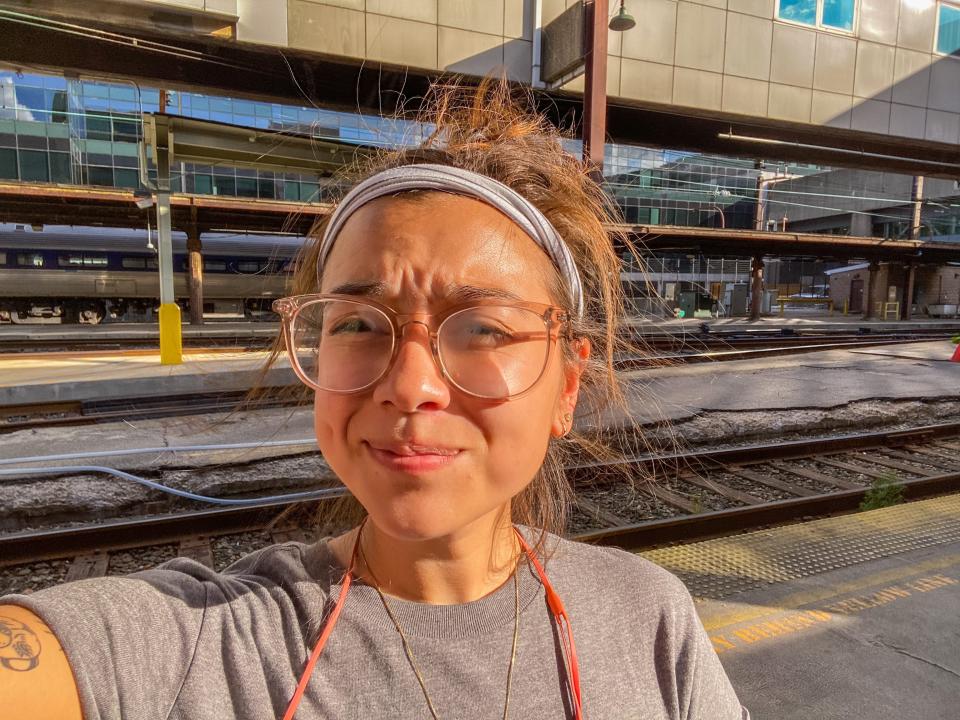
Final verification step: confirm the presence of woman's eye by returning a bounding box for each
[465,324,513,344]
[329,317,373,335]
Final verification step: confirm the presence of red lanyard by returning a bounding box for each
[282,527,583,720]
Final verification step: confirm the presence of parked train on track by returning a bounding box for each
[0,224,302,324]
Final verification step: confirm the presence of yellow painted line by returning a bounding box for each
[700,551,960,632]
[706,573,958,654]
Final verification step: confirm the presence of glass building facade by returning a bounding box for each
[0,69,425,202]
[3,67,959,247]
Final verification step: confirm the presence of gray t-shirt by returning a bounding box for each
[6,534,748,719]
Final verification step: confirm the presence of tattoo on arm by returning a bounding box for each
[0,616,41,672]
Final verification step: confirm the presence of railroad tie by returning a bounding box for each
[179,536,214,568]
[65,552,109,582]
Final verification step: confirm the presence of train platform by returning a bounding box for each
[630,314,960,334]
[612,338,960,426]
[1,337,958,413]
[0,321,280,343]
[0,349,294,406]
[643,493,960,719]
[0,315,957,344]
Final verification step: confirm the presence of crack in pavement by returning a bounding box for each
[868,638,960,679]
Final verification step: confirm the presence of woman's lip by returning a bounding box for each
[365,443,462,473]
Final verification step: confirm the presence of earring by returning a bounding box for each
[564,413,573,434]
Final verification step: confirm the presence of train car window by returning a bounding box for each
[204,260,227,272]
[0,252,6,265]
[122,257,147,269]
[59,254,108,268]
[280,260,297,274]
[17,253,44,267]
[236,261,265,273]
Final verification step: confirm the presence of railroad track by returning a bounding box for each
[0,335,276,354]
[2,421,958,594]
[0,389,299,432]
[4,331,956,432]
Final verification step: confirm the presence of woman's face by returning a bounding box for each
[315,193,586,542]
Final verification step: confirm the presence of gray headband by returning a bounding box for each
[316,164,584,318]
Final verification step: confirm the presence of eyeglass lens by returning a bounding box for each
[288,299,552,399]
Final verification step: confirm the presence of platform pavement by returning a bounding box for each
[2,338,959,418]
[629,314,960,334]
[0,321,281,342]
[1,314,957,343]
[642,494,960,719]
[607,339,960,426]
[0,349,294,406]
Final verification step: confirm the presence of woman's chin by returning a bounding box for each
[364,501,501,544]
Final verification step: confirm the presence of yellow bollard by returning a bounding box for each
[158,303,183,365]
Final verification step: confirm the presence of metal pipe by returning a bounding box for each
[531,0,544,87]
[581,0,608,178]
[718,131,960,172]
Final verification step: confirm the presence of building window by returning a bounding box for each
[0,148,16,179]
[59,254,108,267]
[937,2,960,54]
[17,253,44,267]
[776,0,855,31]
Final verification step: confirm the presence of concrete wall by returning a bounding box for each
[829,263,960,313]
[560,0,960,145]
[916,265,960,306]
[225,0,960,148]
[281,1,534,81]
[145,0,238,14]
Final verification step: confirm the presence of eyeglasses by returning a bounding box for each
[272,294,572,400]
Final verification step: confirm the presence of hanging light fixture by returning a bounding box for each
[609,0,636,31]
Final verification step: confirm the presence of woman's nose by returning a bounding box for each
[371,322,451,412]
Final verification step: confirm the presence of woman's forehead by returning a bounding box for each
[319,193,557,302]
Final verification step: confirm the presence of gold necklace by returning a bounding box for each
[358,536,521,720]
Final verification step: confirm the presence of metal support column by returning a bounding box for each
[903,262,916,320]
[863,260,879,320]
[910,176,924,240]
[750,254,764,321]
[581,0,608,179]
[753,161,766,231]
[186,206,203,326]
[151,115,182,364]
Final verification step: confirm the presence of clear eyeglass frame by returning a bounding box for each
[272,293,573,401]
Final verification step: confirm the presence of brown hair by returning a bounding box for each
[261,77,647,545]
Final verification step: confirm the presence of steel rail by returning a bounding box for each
[2,421,958,567]
[573,470,960,549]
[567,420,960,481]
[0,491,347,567]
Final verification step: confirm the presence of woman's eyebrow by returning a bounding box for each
[444,285,524,303]
[327,282,523,303]
[328,281,388,297]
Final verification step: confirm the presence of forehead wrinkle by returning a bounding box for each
[321,192,558,304]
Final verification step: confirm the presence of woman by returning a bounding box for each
[0,81,747,719]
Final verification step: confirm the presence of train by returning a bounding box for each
[0,224,303,324]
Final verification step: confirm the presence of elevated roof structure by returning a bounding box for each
[3,3,960,179]
[0,181,329,235]
[624,225,960,264]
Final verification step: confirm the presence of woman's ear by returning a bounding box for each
[551,339,591,437]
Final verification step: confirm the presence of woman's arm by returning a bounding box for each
[0,604,83,719]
